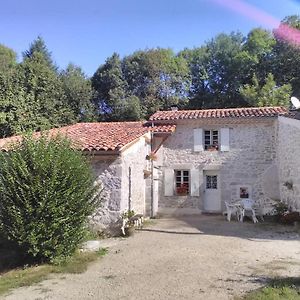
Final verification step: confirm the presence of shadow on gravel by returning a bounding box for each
[141,215,300,241]
[139,228,203,235]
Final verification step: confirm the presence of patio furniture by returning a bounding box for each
[121,214,144,236]
[239,199,258,223]
[224,201,243,222]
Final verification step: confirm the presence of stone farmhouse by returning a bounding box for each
[0,106,299,232]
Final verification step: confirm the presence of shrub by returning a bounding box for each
[272,199,289,217]
[0,135,101,263]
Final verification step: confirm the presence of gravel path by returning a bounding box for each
[4,215,300,300]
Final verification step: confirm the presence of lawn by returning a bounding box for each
[241,277,300,300]
[0,248,108,296]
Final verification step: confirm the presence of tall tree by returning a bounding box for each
[178,46,209,108]
[243,28,275,84]
[19,52,75,131]
[204,32,254,108]
[123,48,190,116]
[60,63,96,121]
[240,73,291,107]
[272,15,300,96]
[0,44,17,74]
[92,53,131,120]
[23,36,56,71]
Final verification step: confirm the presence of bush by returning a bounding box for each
[0,135,101,263]
[272,199,289,217]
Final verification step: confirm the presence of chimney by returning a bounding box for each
[170,105,178,111]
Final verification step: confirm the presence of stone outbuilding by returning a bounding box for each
[0,121,176,233]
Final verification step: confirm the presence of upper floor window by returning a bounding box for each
[204,130,219,150]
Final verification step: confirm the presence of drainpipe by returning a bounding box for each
[128,166,132,211]
[150,122,154,218]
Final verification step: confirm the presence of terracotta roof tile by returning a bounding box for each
[0,122,176,152]
[149,106,288,121]
[144,123,176,133]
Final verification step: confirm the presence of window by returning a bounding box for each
[239,186,250,199]
[204,130,219,150]
[175,170,190,195]
[206,175,217,189]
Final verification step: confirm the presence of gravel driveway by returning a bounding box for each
[4,215,300,300]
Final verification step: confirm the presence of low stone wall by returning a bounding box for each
[278,116,300,211]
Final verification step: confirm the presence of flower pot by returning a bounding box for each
[177,192,188,196]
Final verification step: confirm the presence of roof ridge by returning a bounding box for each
[149,106,288,121]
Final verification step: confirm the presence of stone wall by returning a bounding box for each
[121,135,151,215]
[89,156,123,233]
[88,134,151,234]
[158,119,278,215]
[277,116,300,210]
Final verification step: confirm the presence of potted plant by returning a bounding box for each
[121,210,135,236]
[176,184,189,196]
[207,144,219,151]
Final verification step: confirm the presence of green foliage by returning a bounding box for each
[1,16,300,132]
[20,52,76,129]
[240,73,292,107]
[60,63,96,121]
[121,210,135,219]
[241,277,300,300]
[272,199,289,217]
[22,36,56,71]
[272,15,300,96]
[123,48,190,116]
[92,53,137,121]
[0,44,17,73]
[0,135,101,262]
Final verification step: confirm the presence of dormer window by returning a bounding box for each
[204,130,219,151]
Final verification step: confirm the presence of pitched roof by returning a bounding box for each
[149,106,288,121]
[0,122,176,152]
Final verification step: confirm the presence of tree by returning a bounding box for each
[0,44,17,73]
[243,28,275,83]
[60,64,96,121]
[0,135,101,262]
[178,46,209,108]
[0,66,31,137]
[240,73,291,107]
[204,32,254,108]
[123,48,190,116]
[23,36,56,70]
[92,53,132,121]
[19,52,76,130]
[272,15,300,96]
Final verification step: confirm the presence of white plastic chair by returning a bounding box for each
[240,199,258,223]
[225,201,242,222]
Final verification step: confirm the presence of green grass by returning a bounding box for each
[240,278,300,300]
[0,248,108,296]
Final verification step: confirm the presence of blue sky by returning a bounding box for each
[0,0,299,76]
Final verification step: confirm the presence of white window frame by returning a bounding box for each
[175,170,190,196]
[204,129,219,150]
